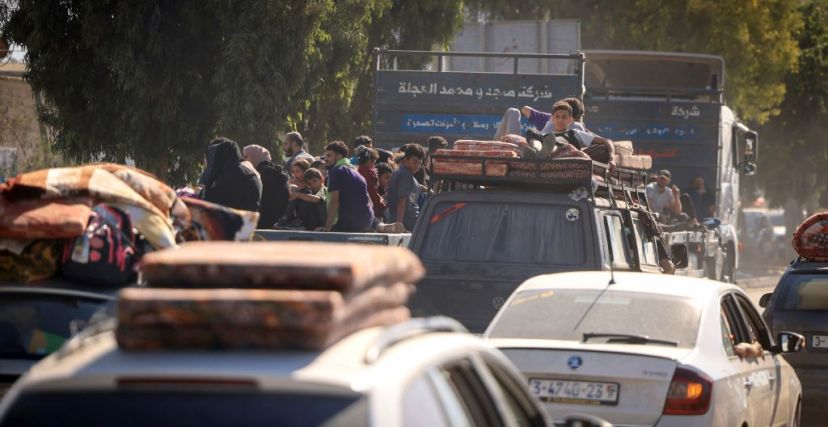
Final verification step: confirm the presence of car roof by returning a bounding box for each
[13,323,489,395]
[515,271,735,301]
[0,280,119,300]
[788,259,828,273]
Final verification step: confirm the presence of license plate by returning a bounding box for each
[529,378,619,405]
[812,335,828,348]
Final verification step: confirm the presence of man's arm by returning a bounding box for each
[395,196,407,224]
[292,192,324,203]
[670,186,683,215]
[324,191,339,231]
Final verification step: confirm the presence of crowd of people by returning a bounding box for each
[193,132,448,234]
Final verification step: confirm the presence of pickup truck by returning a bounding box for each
[407,157,708,333]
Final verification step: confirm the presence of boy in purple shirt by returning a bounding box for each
[322,141,375,232]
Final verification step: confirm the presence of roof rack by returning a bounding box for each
[364,317,467,364]
[431,156,648,198]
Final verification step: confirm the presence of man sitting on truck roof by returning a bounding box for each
[322,141,375,233]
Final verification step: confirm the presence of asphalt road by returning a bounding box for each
[736,266,785,308]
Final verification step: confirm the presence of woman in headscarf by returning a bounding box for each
[203,137,262,212]
[243,144,289,228]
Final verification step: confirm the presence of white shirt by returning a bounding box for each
[646,182,675,214]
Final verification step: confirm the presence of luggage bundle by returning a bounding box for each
[116,241,424,350]
[0,164,259,285]
[431,140,519,177]
[793,212,828,262]
[612,141,653,170]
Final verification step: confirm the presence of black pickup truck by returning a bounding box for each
[407,157,708,333]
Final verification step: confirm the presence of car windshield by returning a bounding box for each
[0,293,111,360]
[2,390,366,427]
[420,201,587,266]
[781,274,828,310]
[488,288,701,347]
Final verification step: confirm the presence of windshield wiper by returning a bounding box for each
[582,332,678,347]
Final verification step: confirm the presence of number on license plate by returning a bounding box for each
[812,335,828,348]
[529,378,619,405]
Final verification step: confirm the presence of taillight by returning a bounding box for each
[663,367,712,415]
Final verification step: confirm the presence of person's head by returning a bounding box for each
[353,135,373,150]
[284,132,305,156]
[657,169,672,188]
[304,168,324,192]
[355,146,379,167]
[551,101,573,132]
[324,140,349,167]
[242,144,272,167]
[426,136,448,155]
[399,143,426,173]
[207,137,243,182]
[563,97,585,122]
[291,158,311,181]
[647,173,658,184]
[692,176,705,190]
[376,162,393,189]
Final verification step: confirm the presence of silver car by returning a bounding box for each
[486,271,803,427]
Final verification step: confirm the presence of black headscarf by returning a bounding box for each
[206,137,243,186]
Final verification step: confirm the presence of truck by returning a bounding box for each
[583,50,758,282]
[373,49,757,332]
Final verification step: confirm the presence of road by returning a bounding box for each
[736,267,786,308]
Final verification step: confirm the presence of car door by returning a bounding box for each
[434,357,506,427]
[733,293,790,427]
[724,292,780,426]
[473,355,547,427]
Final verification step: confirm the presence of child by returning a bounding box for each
[290,168,328,231]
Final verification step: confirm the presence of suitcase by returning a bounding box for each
[140,241,425,294]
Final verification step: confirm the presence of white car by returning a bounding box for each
[485,271,803,427]
[0,317,548,427]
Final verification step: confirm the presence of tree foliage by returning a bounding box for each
[758,0,828,211]
[468,0,801,124]
[2,0,463,182]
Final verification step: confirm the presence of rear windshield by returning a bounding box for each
[488,289,701,347]
[0,294,110,360]
[781,274,828,311]
[1,390,366,427]
[420,201,587,265]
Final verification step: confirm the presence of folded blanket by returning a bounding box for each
[0,198,93,239]
[179,197,259,242]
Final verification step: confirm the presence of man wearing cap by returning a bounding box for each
[646,169,682,218]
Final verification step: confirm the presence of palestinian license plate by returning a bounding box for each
[529,378,619,405]
[812,335,828,348]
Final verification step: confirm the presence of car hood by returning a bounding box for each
[488,338,695,361]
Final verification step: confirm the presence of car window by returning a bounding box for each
[632,218,659,266]
[403,375,450,427]
[488,289,701,347]
[734,294,773,350]
[604,214,631,269]
[420,202,586,266]
[1,390,367,427]
[719,301,737,356]
[440,359,503,427]
[482,361,545,427]
[779,274,828,311]
[0,293,110,360]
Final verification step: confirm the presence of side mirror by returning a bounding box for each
[564,413,613,427]
[758,293,772,308]
[776,331,805,353]
[671,244,689,269]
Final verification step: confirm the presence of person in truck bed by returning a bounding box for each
[389,144,426,233]
[288,168,328,231]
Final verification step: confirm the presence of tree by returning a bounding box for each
[758,1,828,222]
[467,0,801,124]
[1,0,464,182]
